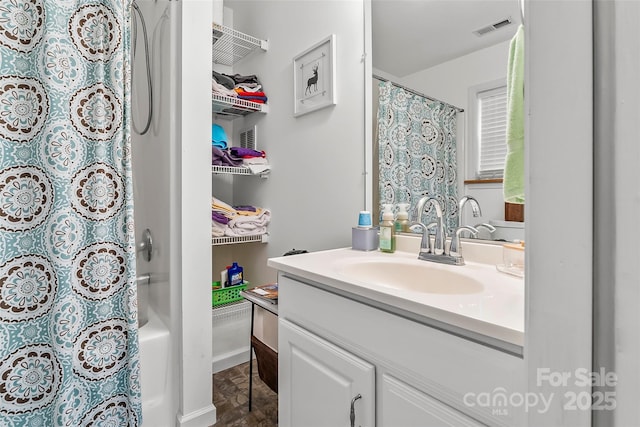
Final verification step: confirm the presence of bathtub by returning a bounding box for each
[139,304,173,426]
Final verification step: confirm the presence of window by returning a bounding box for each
[467,80,508,181]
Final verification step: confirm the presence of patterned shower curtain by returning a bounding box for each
[0,1,141,425]
[378,81,459,234]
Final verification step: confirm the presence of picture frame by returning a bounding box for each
[293,34,336,117]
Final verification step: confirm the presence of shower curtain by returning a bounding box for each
[0,1,141,425]
[377,81,459,233]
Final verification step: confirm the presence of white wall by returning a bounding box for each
[175,1,215,426]
[130,1,177,425]
[400,39,511,112]
[594,1,640,426]
[131,0,173,329]
[223,0,368,283]
[525,1,592,425]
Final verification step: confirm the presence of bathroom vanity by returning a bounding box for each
[268,238,526,427]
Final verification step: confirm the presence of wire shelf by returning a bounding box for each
[212,93,269,118]
[212,299,251,319]
[211,234,269,246]
[212,23,268,66]
[211,165,252,175]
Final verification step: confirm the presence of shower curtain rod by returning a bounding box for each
[373,74,464,113]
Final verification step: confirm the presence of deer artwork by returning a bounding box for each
[305,63,319,95]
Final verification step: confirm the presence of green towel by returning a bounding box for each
[503,24,525,204]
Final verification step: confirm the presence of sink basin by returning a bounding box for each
[337,259,484,295]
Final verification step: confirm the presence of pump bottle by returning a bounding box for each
[379,204,396,253]
[395,203,410,233]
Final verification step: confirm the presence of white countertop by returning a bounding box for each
[268,238,524,353]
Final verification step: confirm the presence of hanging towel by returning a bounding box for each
[503,24,525,204]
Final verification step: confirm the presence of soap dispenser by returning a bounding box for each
[379,204,396,253]
[395,203,410,233]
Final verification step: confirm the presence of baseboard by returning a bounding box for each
[176,403,216,427]
[212,345,251,373]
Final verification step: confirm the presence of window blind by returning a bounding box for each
[477,85,508,179]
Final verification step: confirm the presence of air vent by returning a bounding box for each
[473,17,513,37]
[240,125,257,150]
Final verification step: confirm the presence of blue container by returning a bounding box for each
[227,262,244,287]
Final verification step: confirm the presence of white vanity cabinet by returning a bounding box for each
[277,273,526,427]
[380,373,483,426]
[279,319,375,427]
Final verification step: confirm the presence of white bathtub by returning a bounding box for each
[139,305,173,426]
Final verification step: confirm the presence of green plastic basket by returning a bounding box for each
[212,281,248,307]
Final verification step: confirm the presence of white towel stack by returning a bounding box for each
[226,209,271,236]
[211,196,270,237]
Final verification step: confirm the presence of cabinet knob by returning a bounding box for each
[350,393,362,427]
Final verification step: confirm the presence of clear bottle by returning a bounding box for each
[379,204,396,253]
[394,203,410,233]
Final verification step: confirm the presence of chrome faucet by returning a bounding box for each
[450,225,478,261]
[413,196,445,255]
[457,195,482,228]
[409,195,484,266]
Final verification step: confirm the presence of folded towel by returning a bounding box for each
[211,196,237,217]
[212,140,227,150]
[246,164,271,175]
[242,157,268,165]
[225,226,267,237]
[211,220,226,237]
[234,205,257,213]
[235,207,262,217]
[238,156,270,175]
[237,95,268,103]
[230,147,265,158]
[212,211,230,224]
[211,124,228,149]
[224,73,261,85]
[228,209,271,229]
[213,71,235,90]
[235,89,267,97]
[212,146,243,166]
[212,79,238,98]
[503,24,525,204]
[236,83,262,93]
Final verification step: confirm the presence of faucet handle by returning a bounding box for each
[471,223,496,239]
[410,222,437,254]
[474,222,496,233]
[450,225,478,260]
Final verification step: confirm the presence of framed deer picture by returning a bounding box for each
[293,34,336,117]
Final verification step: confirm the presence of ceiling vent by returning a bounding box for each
[473,17,513,37]
[240,125,257,150]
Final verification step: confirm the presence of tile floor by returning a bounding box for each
[212,360,278,427]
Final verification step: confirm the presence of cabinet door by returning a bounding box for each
[279,319,375,427]
[380,374,484,427]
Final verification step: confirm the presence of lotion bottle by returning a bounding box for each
[395,203,410,233]
[379,204,396,253]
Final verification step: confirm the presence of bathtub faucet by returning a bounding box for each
[136,274,151,285]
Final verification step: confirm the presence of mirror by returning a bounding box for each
[371,0,524,242]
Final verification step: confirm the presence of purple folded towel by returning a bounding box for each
[237,95,268,103]
[212,146,243,166]
[229,147,264,158]
[212,211,230,224]
[234,205,257,212]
